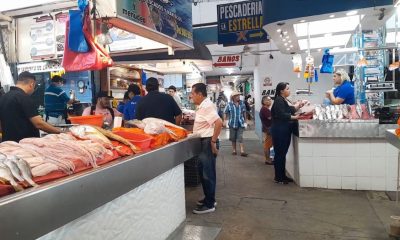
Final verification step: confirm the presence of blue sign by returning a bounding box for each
[217,0,269,46]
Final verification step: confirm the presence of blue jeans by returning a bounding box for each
[198,138,217,208]
[271,122,292,181]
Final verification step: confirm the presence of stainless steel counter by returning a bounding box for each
[0,137,201,240]
[299,119,397,138]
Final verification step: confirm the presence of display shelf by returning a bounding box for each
[365,89,397,93]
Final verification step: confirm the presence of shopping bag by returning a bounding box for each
[68,9,89,53]
[320,49,334,73]
[62,9,113,71]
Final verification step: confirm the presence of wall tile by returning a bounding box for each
[386,179,397,192]
[299,139,313,157]
[370,140,386,157]
[327,157,341,176]
[336,140,356,157]
[314,176,327,188]
[299,157,313,176]
[370,157,385,177]
[313,157,327,176]
[341,157,356,177]
[342,177,356,190]
[313,139,327,157]
[386,156,398,179]
[300,176,313,188]
[386,143,399,157]
[326,139,338,157]
[371,178,386,191]
[356,157,371,177]
[328,176,341,189]
[355,139,371,157]
[356,177,371,190]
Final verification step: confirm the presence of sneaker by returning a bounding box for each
[284,177,294,183]
[274,179,288,185]
[196,199,217,207]
[193,205,216,214]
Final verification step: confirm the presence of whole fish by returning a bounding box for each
[70,125,113,149]
[3,158,24,182]
[0,162,23,192]
[15,157,38,187]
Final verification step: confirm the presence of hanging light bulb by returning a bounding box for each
[97,22,113,45]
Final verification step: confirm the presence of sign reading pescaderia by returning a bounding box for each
[217,0,269,46]
[116,0,193,47]
[212,55,241,68]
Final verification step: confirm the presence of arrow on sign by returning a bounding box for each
[250,31,264,38]
[213,62,236,67]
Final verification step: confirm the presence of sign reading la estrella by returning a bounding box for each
[217,0,268,46]
[213,55,241,68]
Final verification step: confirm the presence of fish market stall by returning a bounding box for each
[0,119,200,240]
[284,104,399,191]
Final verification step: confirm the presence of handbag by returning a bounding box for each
[62,8,113,71]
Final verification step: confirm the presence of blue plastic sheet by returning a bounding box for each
[68,9,89,53]
[78,0,89,11]
[320,49,334,73]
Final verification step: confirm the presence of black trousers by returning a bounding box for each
[271,122,292,181]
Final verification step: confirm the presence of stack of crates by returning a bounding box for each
[184,157,201,187]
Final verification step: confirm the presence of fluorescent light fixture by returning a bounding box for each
[283,31,288,34]
[294,15,362,37]
[277,29,281,32]
[329,14,335,18]
[284,43,288,46]
[0,0,62,11]
[290,45,293,48]
[318,48,322,52]
[298,34,352,50]
[283,38,286,42]
[288,40,292,43]
[300,19,306,23]
[285,36,290,39]
[346,10,358,16]
[329,47,359,54]
[286,48,290,51]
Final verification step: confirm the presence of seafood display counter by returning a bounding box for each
[285,120,399,191]
[0,137,201,240]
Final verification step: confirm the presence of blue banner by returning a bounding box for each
[217,0,269,46]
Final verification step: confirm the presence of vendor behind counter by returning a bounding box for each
[325,69,355,105]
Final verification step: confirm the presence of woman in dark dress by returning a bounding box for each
[271,82,304,184]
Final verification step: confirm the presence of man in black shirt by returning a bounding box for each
[135,77,182,124]
[0,71,61,142]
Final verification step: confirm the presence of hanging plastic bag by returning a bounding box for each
[292,54,302,73]
[304,55,315,81]
[78,0,89,11]
[68,9,89,53]
[320,49,334,73]
[62,8,113,71]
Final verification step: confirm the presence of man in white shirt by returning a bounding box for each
[191,83,223,214]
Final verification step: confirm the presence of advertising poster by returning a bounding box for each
[30,17,56,59]
[217,0,269,46]
[116,0,193,47]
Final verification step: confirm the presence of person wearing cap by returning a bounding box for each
[123,84,142,121]
[44,75,76,125]
[135,77,182,124]
[82,91,122,127]
[325,69,355,105]
[0,71,62,142]
[224,90,248,157]
[167,85,182,108]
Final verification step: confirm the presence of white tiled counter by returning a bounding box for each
[289,120,398,191]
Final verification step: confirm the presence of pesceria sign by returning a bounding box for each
[213,55,241,68]
[217,0,269,46]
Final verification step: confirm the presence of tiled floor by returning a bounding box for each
[183,129,400,240]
